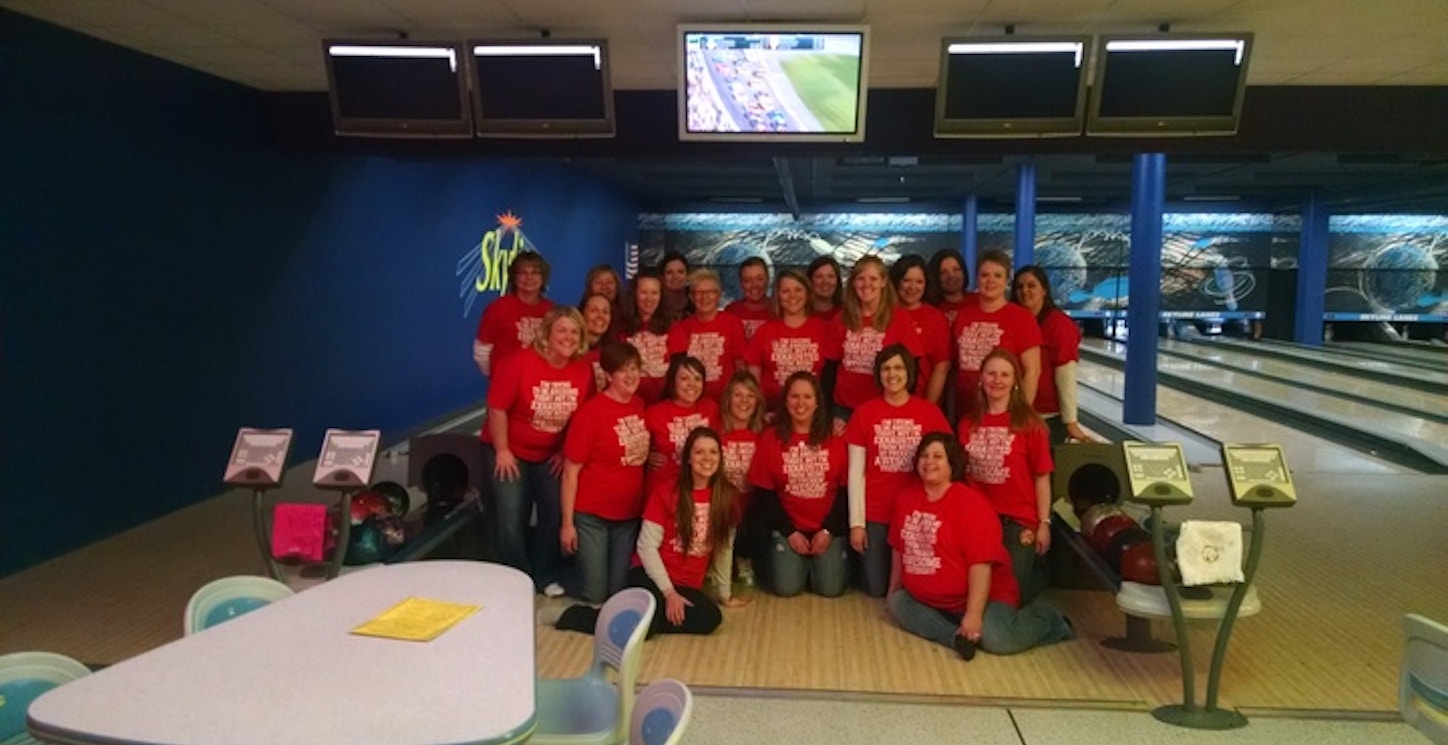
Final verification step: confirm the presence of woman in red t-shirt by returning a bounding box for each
[825,255,924,422]
[644,355,721,495]
[887,433,1072,658]
[1013,266,1093,445]
[482,305,594,595]
[578,292,613,393]
[724,257,773,342]
[719,369,766,586]
[748,372,850,598]
[890,255,953,406]
[951,250,1042,421]
[616,269,673,404]
[926,249,974,326]
[746,269,829,410]
[554,427,750,636]
[957,348,1055,604]
[807,256,843,322]
[473,250,554,378]
[558,341,651,604]
[845,344,952,597]
[668,269,747,402]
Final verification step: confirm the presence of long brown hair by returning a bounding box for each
[675,427,737,555]
[775,371,831,446]
[969,347,1044,432]
[722,369,765,434]
[841,255,897,332]
[617,270,671,336]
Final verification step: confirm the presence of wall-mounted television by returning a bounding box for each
[934,36,1089,138]
[1086,33,1253,137]
[469,39,615,138]
[678,24,870,143]
[323,40,472,138]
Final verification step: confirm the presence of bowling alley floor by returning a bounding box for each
[2,399,1444,744]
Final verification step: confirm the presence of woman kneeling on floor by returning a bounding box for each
[887,433,1073,660]
[555,426,749,636]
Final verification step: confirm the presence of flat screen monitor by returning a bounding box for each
[323,40,472,138]
[934,36,1089,138]
[678,24,870,143]
[1086,33,1253,136]
[470,39,615,138]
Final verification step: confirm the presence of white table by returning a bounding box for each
[28,561,536,745]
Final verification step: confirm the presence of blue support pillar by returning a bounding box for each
[1014,163,1037,269]
[1294,195,1330,346]
[962,194,979,289]
[1124,153,1165,426]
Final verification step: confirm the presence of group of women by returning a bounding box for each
[472,246,1084,656]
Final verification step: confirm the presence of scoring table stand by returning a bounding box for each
[1117,441,1297,731]
[308,428,382,580]
[223,428,294,583]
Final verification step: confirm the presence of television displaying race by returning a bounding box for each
[682,29,866,138]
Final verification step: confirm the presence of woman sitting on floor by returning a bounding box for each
[887,433,1073,660]
[555,426,749,636]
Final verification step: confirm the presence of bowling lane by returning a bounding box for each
[1331,340,1447,368]
[1207,337,1448,389]
[1156,339,1446,419]
[1075,359,1411,476]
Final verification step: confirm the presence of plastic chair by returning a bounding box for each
[1401,613,1448,743]
[532,588,657,745]
[184,575,295,635]
[629,679,694,745]
[0,651,92,745]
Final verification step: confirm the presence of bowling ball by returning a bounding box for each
[1079,504,1127,538]
[1087,514,1138,556]
[1120,540,1161,585]
[343,514,407,565]
[1104,526,1151,570]
[349,491,391,524]
[371,480,411,517]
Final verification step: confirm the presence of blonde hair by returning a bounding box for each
[841,255,897,332]
[771,268,811,319]
[531,305,585,360]
[722,369,765,434]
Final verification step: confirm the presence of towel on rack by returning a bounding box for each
[1175,520,1245,586]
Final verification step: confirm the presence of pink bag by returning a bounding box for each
[271,503,329,563]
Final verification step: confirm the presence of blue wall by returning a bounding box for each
[0,11,637,575]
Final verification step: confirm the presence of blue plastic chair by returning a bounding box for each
[0,651,92,745]
[184,575,295,635]
[532,588,656,745]
[629,678,693,745]
[1402,613,1448,743]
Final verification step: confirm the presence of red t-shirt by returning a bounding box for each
[644,398,721,494]
[667,313,747,401]
[951,302,1042,418]
[748,429,847,533]
[1035,309,1081,417]
[825,311,925,410]
[483,349,594,462]
[844,396,953,524]
[890,481,1019,613]
[475,295,553,374]
[580,346,608,393]
[619,329,671,404]
[744,317,829,406]
[563,394,651,520]
[957,411,1053,528]
[936,294,976,327]
[901,304,953,398]
[642,483,718,591]
[720,427,761,513]
[724,300,773,342]
[811,305,842,323]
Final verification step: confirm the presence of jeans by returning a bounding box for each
[886,589,1073,656]
[767,531,849,598]
[1002,519,1049,604]
[856,522,891,598]
[480,443,561,591]
[567,512,640,604]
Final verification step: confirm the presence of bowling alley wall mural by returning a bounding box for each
[457,210,539,318]
[638,211,1447,323]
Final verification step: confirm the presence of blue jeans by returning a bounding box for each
[887,589,1073,655]
[767,531,849,598]
[567,512,640,604]
[1002,519,1048,604]
[480,444,561,591]
[856,522,891,598]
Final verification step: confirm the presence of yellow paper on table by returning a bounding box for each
[351,597,480,642]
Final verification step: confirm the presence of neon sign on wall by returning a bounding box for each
[457,210,540,317]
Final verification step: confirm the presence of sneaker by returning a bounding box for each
[953,634,978,661]
[542,582,565,598]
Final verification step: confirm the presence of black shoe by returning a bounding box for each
[953,634,977,661]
